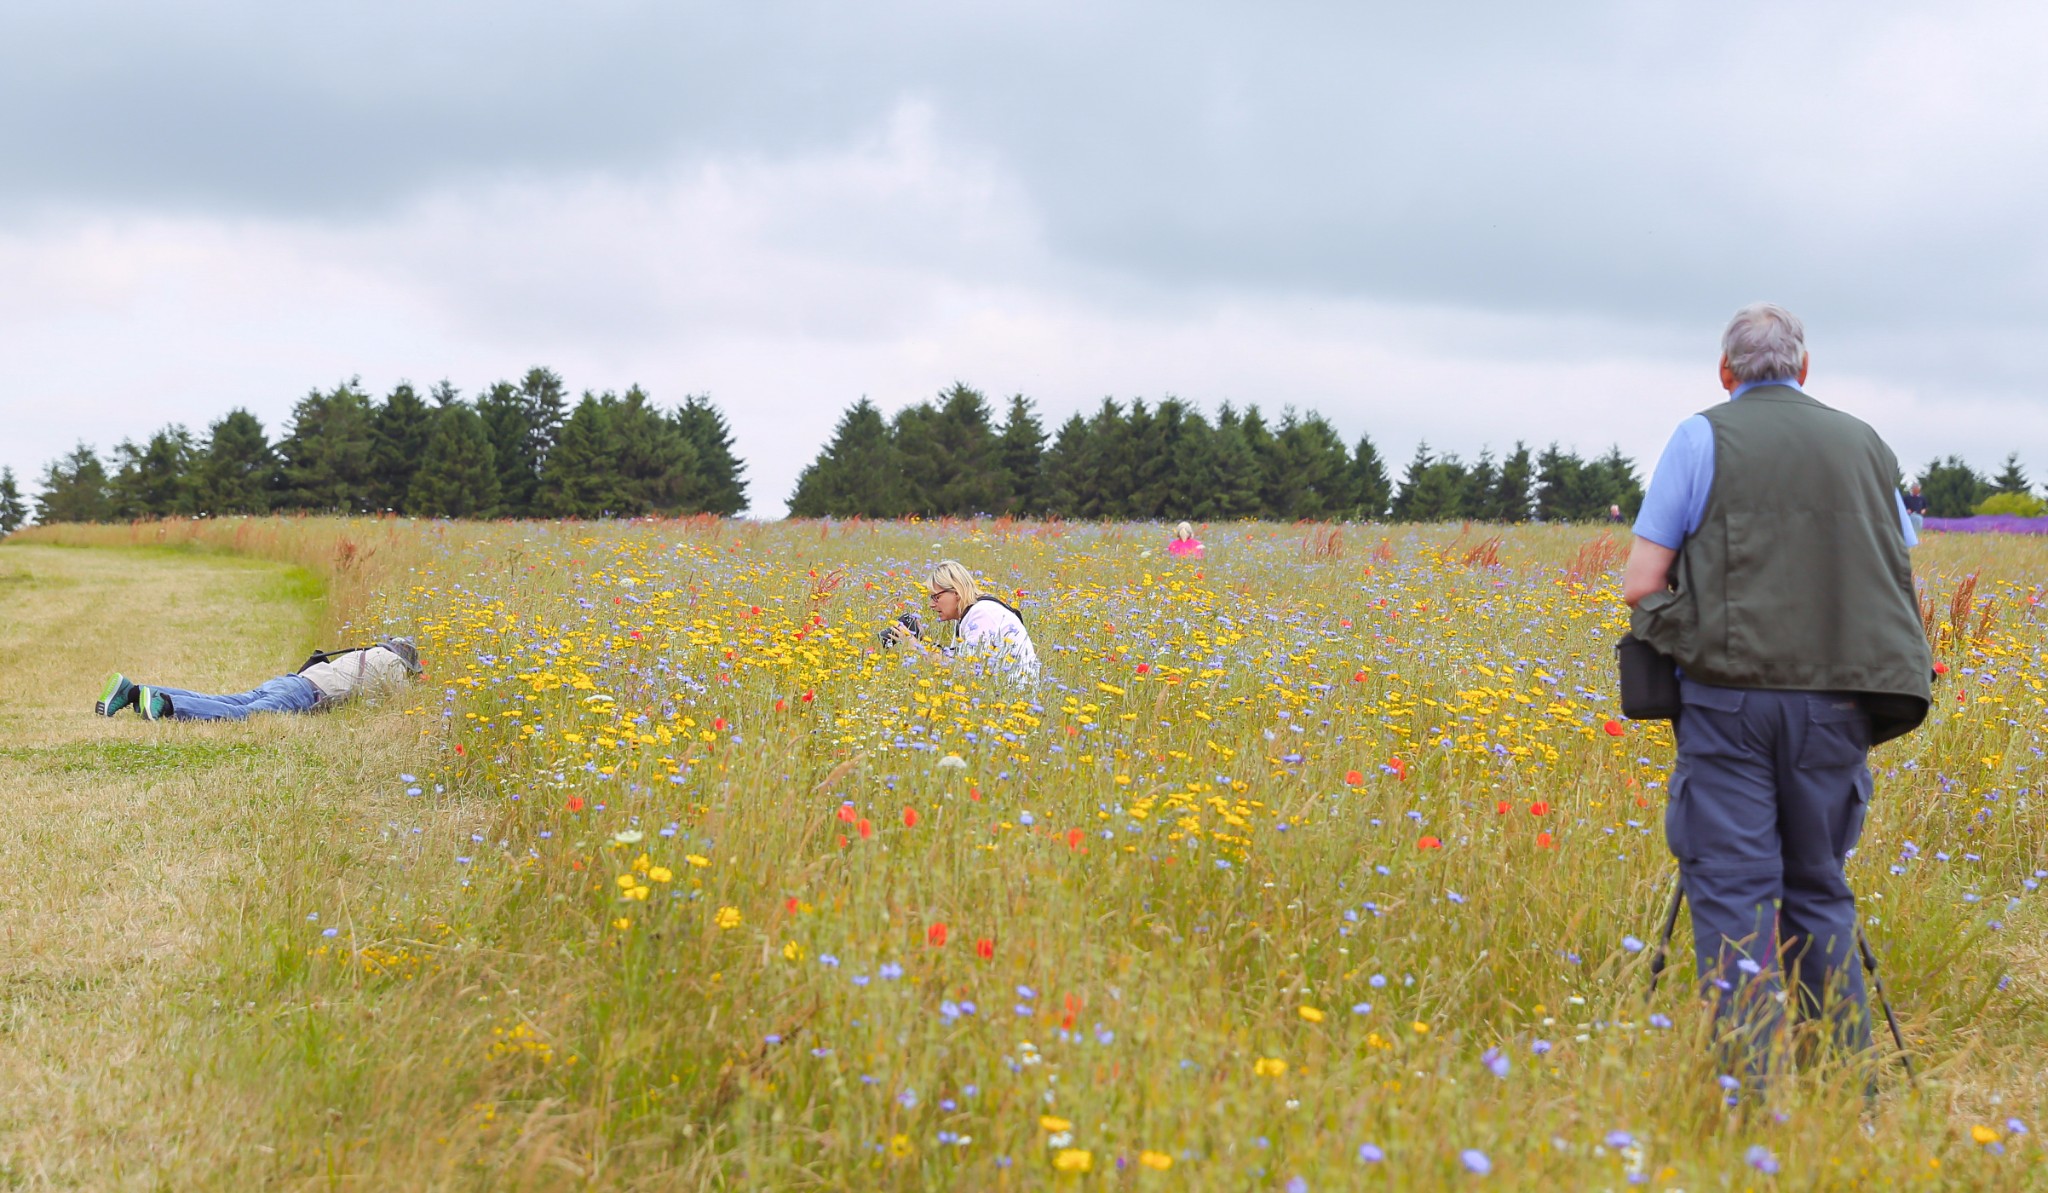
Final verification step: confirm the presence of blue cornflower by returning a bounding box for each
[1358,1144,1384,1163]
[1621,936,1644,952]
[1352,1002,1373,1015]
[1481,1048,1509,1078]
[1369,974,1387,988]
[1648,1013,1672,1029]
[1460,1149,1491,1174]
[1745,1145,1778,1173]
[1604,1130,1635,1149]
[1531,1039,1552,1055]
[880,962,905,980]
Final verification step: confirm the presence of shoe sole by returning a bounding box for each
[95,673,132,717]
[137,686,165,722]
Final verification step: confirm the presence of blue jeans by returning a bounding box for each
[1667,679,1873,1073]
[151,675,323,721]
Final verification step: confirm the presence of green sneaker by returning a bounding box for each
[137,686,174,721]
[96,673,138,717]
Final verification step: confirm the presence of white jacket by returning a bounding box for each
[954,598,1039,678]
[300,646,412,705]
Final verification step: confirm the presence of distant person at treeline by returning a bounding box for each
[1903,483,1928,535]
[1169,521,1205,559]
[882,560,1039,678]
[96,637,422,721]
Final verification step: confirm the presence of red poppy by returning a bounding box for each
[1389,757,1409,781]
[566,795,585,812]
[1602,719,1624,736]
[785,897,799,913]
[837,804,857,823]
[969,786,981,801]
[1340,618,1353,628]
[903,807,920,828]
[1496,800,1510,815]
[975,937,995,960]
[801,689,815,703]
[857,818,873,840]
[775,698,788,713]
[836,834,849,849]
[454,744,466,756]
[1136,663,1151,674]
[1066,827,1085,850]
[1934,661,1950,675]
[713,717,728,731]
[1353,671,1367,683]
[1417,836,1442,850]
[927,922,949,947]
[1345,769,1365,786]
[1529,801,1549,817]
[1061,992,1080,1028]
[1536,831,1555,849]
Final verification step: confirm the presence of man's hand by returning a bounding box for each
[1622,536,1679,607]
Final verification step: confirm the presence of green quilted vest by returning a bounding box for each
[1630,385,1932,743]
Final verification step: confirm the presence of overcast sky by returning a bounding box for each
[4,1,2046,516]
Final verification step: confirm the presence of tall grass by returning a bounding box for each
[11,517,2045,1188]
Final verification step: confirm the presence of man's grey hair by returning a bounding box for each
[1721,303,1807,384]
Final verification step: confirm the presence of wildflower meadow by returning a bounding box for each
[7,516,2046,1189]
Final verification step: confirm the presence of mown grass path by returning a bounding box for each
[0,545,333,1185]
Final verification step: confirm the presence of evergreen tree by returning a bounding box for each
[1040,413,1095,518]
[1493,441,1534,523]
[1135,398,1209,520]
[1591,445,1644,520]
[1238,405,1279,518]
[1918,456,1989,518]
[35,443,113,524]
[476,381,541,517]
[995,394,1047,515]
[1992,452,2032,496]
[0,467,27,534]
[278,379,376,512]
[1461,448,1499,520]
[1533,443,1583,522]
[926,383,1009,516]
[407,398,502,518]
[890,402,942,515]
[1390,442,1468,521]
[539,394,623,517]
[195,409,276,515]
[367,382,434,512]
[787,399,908,518]
[520,367,569,477]
[1204,404,1264,520]
[1085,398,1137,518]
[1268,410,1354,519]
[109,425,198,518]
[672,395,749,514]
[611,386,699,515]
[1348,433,1392,520]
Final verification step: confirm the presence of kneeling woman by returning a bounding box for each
[889,559,1039,680]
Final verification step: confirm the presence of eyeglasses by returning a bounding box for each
[929,587,955,599]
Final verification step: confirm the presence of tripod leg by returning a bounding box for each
[1646,875,1685,1000]
[1858,923,1914,1084]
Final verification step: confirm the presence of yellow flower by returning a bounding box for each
[1039,1115,1072,1132]
[1053,1148,1093,1173]
[715,906,742,930]
[1298,1005,1325,1023]
[647,866,673,883]
[1971,1124,1999,1144]
[1411,1021,1431,1035]
[1139,1150,1173,1170]
[612,917,631,931]
[1253,1056,1288,1077]
[782,940,804,962]
[888,1133,914,1158]
[627,886,649,901]
[686,854,711,868]
[615,873,637,889]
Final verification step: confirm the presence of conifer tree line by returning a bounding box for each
[788,384,1651,523]
[19,369,747,525]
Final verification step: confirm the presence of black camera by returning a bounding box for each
[880,611,922,648]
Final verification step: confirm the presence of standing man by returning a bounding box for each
[1623,304,1930,1074]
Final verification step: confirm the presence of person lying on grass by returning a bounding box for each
[881,559,1039,680]
[95,636,422,722]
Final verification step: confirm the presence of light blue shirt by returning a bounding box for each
[1633,379,1917,550]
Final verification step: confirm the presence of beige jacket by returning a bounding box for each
[300,646,412,706]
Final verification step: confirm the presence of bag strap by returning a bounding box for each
[968,595,1025,625]
[298,644,375,674]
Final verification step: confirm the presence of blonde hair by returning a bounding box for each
[1175,521,1195,541]
[928,559,981,607]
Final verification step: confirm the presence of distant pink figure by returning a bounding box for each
[1168,520,1205,559]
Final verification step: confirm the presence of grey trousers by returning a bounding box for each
[1667,679,1873,1060]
